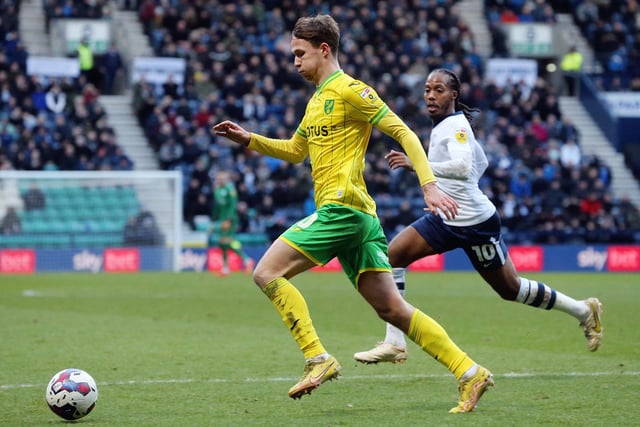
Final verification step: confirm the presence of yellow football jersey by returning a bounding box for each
[249,70,435,216]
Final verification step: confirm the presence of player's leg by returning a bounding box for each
[208,222,229,275]
[218,238,231,274]
[478,257,603,351]
[357,270,493,413]
[354,216,445,364]
[353,267,409,364]
[352,220,492,413]
[228,238,255,274]
[255,207,353,399]
[465,213,603,351]
[254,238,339,399]
[218,221,236,274]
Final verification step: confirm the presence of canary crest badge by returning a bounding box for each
[455,129,468,143]
[324,99,334,114]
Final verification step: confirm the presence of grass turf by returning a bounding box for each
[0,272,638,426]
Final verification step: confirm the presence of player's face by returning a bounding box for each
[424,72,456,122]
[291,37,325,84]
[215,172,229,187]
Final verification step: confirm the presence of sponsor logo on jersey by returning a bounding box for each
[455,128,468,143]
[306,125,329,137]
[359,87,378,104]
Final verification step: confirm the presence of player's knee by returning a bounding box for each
[387,245,411,268]
[376,307,394,324]
[375,301,407,325]
[388,251,400,267]
[252,265,269,288]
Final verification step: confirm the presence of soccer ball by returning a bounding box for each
[45,368,98,420]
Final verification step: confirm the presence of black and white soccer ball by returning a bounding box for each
[45,368,98,420]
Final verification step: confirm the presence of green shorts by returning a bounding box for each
[280,203,391,286]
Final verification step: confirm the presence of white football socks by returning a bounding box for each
[384,268,408,348]
[516,277,588,320]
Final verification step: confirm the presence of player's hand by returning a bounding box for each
[220,220,231,232]
[385,150,415,172]
[212,120,251,146]
[421,182,459,220]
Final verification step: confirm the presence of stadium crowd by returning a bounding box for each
[485,0,640,91]
[2,0,639,245]
[131,0,639,243]
[0,0,133,172]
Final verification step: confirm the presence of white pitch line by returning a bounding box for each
[2,371,639,390]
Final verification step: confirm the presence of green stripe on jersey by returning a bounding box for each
[370,105,389,125]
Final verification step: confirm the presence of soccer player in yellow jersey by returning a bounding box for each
[213,14,493,413]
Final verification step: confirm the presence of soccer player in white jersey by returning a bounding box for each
[354,68,603,365]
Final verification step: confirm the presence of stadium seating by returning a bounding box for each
[3,186,141,249]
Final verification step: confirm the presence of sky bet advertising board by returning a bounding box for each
[0,245,638,274]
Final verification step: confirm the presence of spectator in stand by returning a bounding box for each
[193,102,212,128]
[517,2,536,22]
[112,146,134,170]
[161,74,180,100]
[560,138,582,169]
[76,37,97,88]
[499,7,519,23]
[174,96,193,122]
[607,44,628,83]
[528,112,549,143]
[530,166,550,196]
[181,134,203,165]
[45,82,67,114]
[30,81,47,113]
[574,0,599,34]
[80,81,100,106]
[540,179,566,216]
[581,191,604,218]
[509,171,532,199]
[138,0,156,35]
[10,73,32,107]
[158,137,183,170]
[100,42,123,95]
[123,211,164,246]
[560,116,580,143]
[5,32,28,71]
[560,45,583,96]
[0,207,21,234]
[22,182,46,211]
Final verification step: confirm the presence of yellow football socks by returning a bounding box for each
[407,309,475,379]
[263,277,326,359]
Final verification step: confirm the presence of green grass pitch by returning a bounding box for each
[1,272,638,426]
